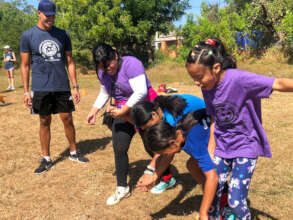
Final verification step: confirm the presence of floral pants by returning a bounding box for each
[209,156,257,220]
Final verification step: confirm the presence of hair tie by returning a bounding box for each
[191,51,196,58]
[205,39,216,46]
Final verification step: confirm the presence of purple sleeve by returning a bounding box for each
[240,71,275,99]
[98,70,103,85]
[201,89,214,116]
[123,57,146,79]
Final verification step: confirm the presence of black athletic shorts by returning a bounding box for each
[32,91,75,115]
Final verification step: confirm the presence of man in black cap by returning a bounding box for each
[20,0,89,174]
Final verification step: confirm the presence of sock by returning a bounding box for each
[117,186,127,192]
[43,156,51,162]
[70,151,76,155]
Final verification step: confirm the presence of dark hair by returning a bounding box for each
[186,38,237,70]
[130,101,159,127]
[153,95,187,118]
[144,108,209,152]
[144,121,177,152]
[92,43,122,80]
[130,95,187,127]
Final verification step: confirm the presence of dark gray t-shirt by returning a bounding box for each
[20,26,72,91]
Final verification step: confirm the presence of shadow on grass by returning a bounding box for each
[150,173,201,219]
[249,200,278,220]
[127,160,202,218]
[148,180,277,220]
[0,89,14,93]
[52,136,112,165]
[0,103,13,107]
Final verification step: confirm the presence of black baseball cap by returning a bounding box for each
[38,0,56,16]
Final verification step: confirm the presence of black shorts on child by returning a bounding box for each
[32,91,75,115]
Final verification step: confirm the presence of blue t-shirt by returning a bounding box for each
[162,94,206,126]
[182,124,214,172]
[20,26,72,91]
[162,94,213,172]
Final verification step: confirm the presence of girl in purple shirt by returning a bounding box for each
[185,38,293,220]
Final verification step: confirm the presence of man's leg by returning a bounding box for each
[59,112,89,163]
[34,114,54,174]
[59,112,76,151]
[39,115,52,156]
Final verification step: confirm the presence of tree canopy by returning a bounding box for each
[1,0,293,67]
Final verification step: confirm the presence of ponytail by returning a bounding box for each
[154,95,187,118]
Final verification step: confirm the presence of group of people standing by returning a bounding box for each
[19,0,293,220]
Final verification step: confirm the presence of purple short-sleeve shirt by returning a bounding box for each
[202,69,275,159]
[98,56,151,102]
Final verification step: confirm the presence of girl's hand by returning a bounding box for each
[136,173,156,191]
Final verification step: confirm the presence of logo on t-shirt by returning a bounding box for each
[214,101,238,126]
[39,40,61,61]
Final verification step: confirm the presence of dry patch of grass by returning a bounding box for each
[0,60,293,219]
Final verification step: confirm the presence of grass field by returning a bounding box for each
[0,60,293,220]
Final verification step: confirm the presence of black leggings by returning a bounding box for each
[112,118,171,187]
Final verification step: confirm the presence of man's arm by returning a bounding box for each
[65,50,80,104]
[20,52,32,108]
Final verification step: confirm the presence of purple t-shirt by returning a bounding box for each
[202,69,275,159]
[98,56,151,102]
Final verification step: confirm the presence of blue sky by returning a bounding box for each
[23,0,204,27]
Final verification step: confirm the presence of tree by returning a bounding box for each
[0,0,37,66]
[53,0,190,66]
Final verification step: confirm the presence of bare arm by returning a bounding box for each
[11,52,16,62]
[20,52,32,108]
[199,169,218,220]
[65,51,80,104]
[272,78,293,92]
[207,116,216,158]
[136,153,175,190]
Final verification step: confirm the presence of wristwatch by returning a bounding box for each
[73,85,79,89]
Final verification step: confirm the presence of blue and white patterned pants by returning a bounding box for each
[209,156,257,220]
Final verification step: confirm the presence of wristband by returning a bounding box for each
[147,165,155,172]
[73,85,79,89]
[24,92,30,96]
[143,169,154,175]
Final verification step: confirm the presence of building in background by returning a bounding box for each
[153,31,184,58]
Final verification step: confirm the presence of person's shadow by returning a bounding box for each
[148,173,278,220]
[52,136,112,165]
[149,172,202,219]
[249,200,278,220]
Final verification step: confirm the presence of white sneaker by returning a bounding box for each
[106,186,130,205]
[7,86,11,90]
[10,86,15,90]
